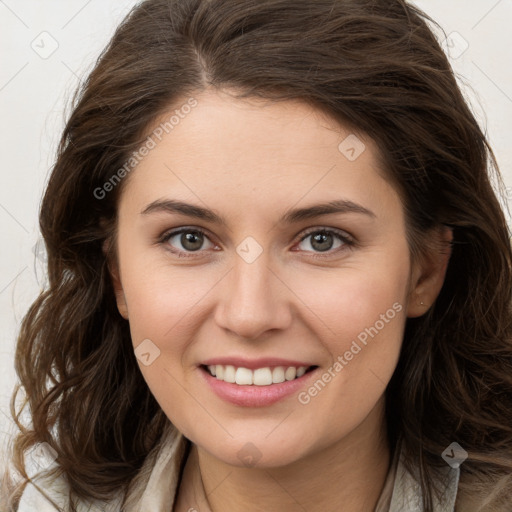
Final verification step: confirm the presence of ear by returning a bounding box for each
[406,225,453,318]
[102,237,129,320]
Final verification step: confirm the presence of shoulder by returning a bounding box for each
[388,442,459,512]
[388,441,512,512]
[18,424,188,512]
[17,473,123,512]
[17,454,123,512]
[454,472,512,512]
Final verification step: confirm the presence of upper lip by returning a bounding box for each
[200,357,316,370]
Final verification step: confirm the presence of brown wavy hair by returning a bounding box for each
[3,0,512,510]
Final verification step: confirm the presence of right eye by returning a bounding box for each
[159,227,217,258]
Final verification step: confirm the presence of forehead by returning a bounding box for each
[118,89,402,223]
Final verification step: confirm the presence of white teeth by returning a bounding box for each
[253,368,273,386]
[224,365,236,383]
[235,367,253,385]
[285,367,297,380]
[272,366,285,383]
[206,365,310,385]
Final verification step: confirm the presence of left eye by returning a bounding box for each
[295,229,352,254]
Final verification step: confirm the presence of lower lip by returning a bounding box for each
[199,366,318,407]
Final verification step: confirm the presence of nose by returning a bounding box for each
[214,250,292,341]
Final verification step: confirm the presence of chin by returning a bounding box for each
[193,429,317,469]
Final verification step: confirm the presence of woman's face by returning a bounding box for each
[110,89,431,467]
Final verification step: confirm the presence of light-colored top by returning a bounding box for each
[17,423,460,511]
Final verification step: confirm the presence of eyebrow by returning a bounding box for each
[141,198,376,225]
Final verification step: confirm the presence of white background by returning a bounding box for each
[1,0,511,467]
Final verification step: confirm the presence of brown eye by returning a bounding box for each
[177,231,204,251]
[295,228,354,257]
[161,228,215,257]
[307,231,336,252]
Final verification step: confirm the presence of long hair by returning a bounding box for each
[3,1,512,510]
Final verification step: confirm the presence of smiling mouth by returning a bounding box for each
[200,364,318,386]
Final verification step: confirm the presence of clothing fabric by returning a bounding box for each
[17,423,460,511]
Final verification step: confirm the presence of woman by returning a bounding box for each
[3,0,512,510]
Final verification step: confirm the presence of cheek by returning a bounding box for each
[117,259,207,434]
[119,255,220,345]
[280,263,408,457]
[293,259,408,407]
[292,259,409,350]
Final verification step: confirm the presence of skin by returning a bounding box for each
[107,88,452,512]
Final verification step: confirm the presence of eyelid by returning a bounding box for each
[297,226,354,244]
[158,226,217,257]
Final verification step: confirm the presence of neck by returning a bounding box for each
[175,400,391,512]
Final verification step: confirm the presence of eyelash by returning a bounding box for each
[158,226,356,260]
